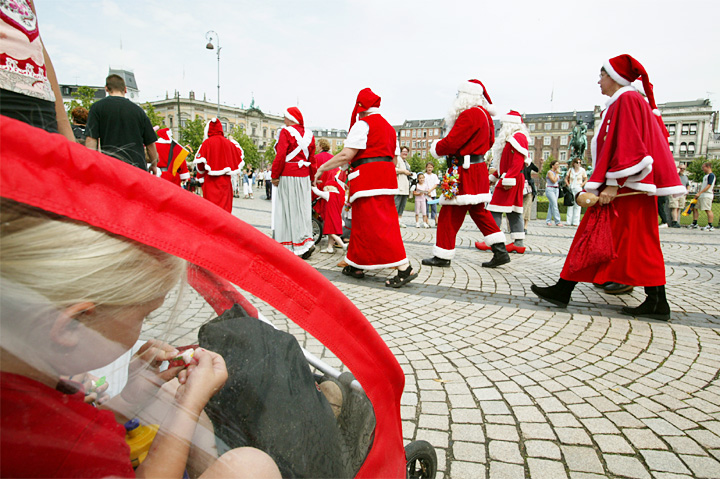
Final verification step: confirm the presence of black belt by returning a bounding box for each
[448,154,485,164]
[350,156,393,169]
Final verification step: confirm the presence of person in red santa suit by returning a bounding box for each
[476,111,531,254]
[422,80,510,269]
[194,118,245,212]
[314,88,418,288]
[532,54,686,320]
[312,167,347,254]
[154,127,191,187]
[272,107,317,259]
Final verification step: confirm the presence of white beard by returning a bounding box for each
[491,123,529,163]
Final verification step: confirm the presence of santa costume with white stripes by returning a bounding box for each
[343,88,408,270]
[195,118,244,212]
[426,80,507,264]
[272,106,317,256]
[485,111,530,251]
[155,127,190,187]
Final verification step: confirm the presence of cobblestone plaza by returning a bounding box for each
[145,197,720,479]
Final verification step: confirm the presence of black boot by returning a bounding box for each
[531,278,577,308]
[482,243,511,268]
[422,256,451,267]
[621,285,671,321]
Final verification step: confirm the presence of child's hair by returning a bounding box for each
[0,199,186,308]
[417,173,425,180]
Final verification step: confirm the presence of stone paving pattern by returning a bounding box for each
[143,196,720,479]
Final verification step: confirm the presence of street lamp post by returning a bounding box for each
[205,30,221,118]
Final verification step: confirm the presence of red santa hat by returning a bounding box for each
[350,88,381,128]
[458,79,493,105]
[603,54,661,115]
[503,110,523,124]
[204,118,224,139]
[284,107,304,126]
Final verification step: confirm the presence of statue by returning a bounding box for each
[569,119,587,160]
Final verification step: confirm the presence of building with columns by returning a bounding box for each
[659,99,718,165]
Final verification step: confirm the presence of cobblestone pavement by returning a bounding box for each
[144,196,720,479]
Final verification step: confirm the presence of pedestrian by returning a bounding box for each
[264,167,273,200]
[395,146,412,227]
[313,168,347,254]
[522,160,539,233]
[154,127,191,187]
[670,164,689,227]
[272,107,317,259]
[414,173,431,228]
[690,162,715,231]
[70,107,88,144]
[565,158,588,226]
[315,139,333,168]
[424,162,440,227]
[422,79,510,268]
[480,110,530,254]
[531,54,686,320]
[545,160,563,226]
[85,74,159,173]
[194,118,245,212]
[314,88,418,288]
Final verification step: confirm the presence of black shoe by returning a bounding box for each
[621,286,671,321]
[301,245,315,260]
[482,243,511,268]
[603,282,634,295]
[385,266,419,288]
[593,282,613,288]
[422,256,451,267]
[670,222,681,228]
[341,265,365,279]
[531,278,577,308]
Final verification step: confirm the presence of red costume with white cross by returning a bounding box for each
[561,55,685,286]
[488,112,529,215]
[344,88,407,270]
[271,109,317,181]
[429,80,505,260]
[195,119,244,212]
[154,127,190,187]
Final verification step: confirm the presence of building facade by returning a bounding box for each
[523,110,596,167]
[659,99,718,165]
[312,128,347,153]
[396,119,446,159]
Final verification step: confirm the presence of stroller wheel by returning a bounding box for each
[405,440,437,479]
[312,217,323,245]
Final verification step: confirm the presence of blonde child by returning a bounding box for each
[414,173,430,228]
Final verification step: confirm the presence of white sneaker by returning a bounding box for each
[416,222,420,227]
[690,223,699,229]
[400,222,407,228]
[658,223,668,228]
[702,225,715,231]
[422,223,430,228]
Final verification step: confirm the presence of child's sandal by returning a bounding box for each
[385,267,418,288]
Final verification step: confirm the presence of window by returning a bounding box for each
[689,123,697,135]
[423,130,427,138]
[543,136,551,146]
[560,151,567,162]
[542,151,550,160]
[681,125,689,135]
[561,122,569,130]
[544,123,552,130]
[560,136,568,146]
[666,124,676,136]
[528,151,534,160]
[169,117,173,128]
[252,127,257,136]
[669,142,674,154]
[263,128,267,138]
[679,142,687,155]
[688,142,696,154]
[421,150,426,158]
[529,137,535,146]
[434,129,439,136]
[412,141,417,148]
[412,130,416,138]
[529,123,536,131]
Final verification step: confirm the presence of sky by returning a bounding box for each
[38,0,720,130]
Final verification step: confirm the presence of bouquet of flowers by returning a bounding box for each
[440,165,460,200]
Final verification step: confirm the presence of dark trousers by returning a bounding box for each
[265,179,272,199]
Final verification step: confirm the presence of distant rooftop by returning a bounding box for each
[401,118,444,128]
[658,99,712,109]
[108,68,138,91]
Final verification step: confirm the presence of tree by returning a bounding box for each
[66,86,97,115]
[333,144,344,155]
[143,102,166,128]
[179,115,205,153]
[540,155,556,179]
[686,156,720,184]
[263,139,276,168]
[230,128,260,169]
[408,153,442,173]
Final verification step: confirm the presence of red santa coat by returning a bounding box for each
[272,125,317,179]
[345,113,407,270]
[488,131,529,213]
[431,106,495,205]
[312,168,346,235]
[195,120,244,212]
[561,86,685,286]
[155,128,190,187]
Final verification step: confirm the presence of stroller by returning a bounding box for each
[1,117,437,479]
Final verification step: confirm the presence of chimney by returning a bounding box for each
[189,91,195,100]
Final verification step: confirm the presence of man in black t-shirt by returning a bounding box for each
[85,75,158,172]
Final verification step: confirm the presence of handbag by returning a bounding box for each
[562,186,575,207]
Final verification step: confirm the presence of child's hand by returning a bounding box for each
[174,348,228,414]
[121,340,184,405]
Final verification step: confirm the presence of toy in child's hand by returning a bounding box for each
[168,345,199,368]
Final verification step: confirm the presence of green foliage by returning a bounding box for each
[143,102,166,128]
[263,139,276,168]
[333,144,344,155]
[179,115,205,153]
[66,86,97,115]
[686,156,720,183]
[230,129,260,169]
[540,155,556,179]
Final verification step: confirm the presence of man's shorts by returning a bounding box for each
[669,195,686,210]
[698,196,713,211]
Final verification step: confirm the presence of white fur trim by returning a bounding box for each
[605,86,636,110]
[511,232,525,240]
[656,185,688,197]
[507,135,529,158]
[501,177,517,187]
[433,245,455,260]
[606,178,619,186]
[623,182,656,194]
[584,181,602,196]
[603,60,631,86]
[345,256,408,270]
[197,177,205,184]
[439,193,492,206]
[430,139,441,159]
[312,186,330,201]
[524,157,532,166]
[487,204,524,213]
[483,231,506,246]
[179,172,190,180]
[605,156,653,180]
[503,113,522,124]
[284,109,301,124]
[349,188,400,203]
[458,80,484,97]
[652,109,661,117]
[489,174,498,183]
[348,170,360,181]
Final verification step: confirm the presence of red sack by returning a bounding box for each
[563,204,617,276]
